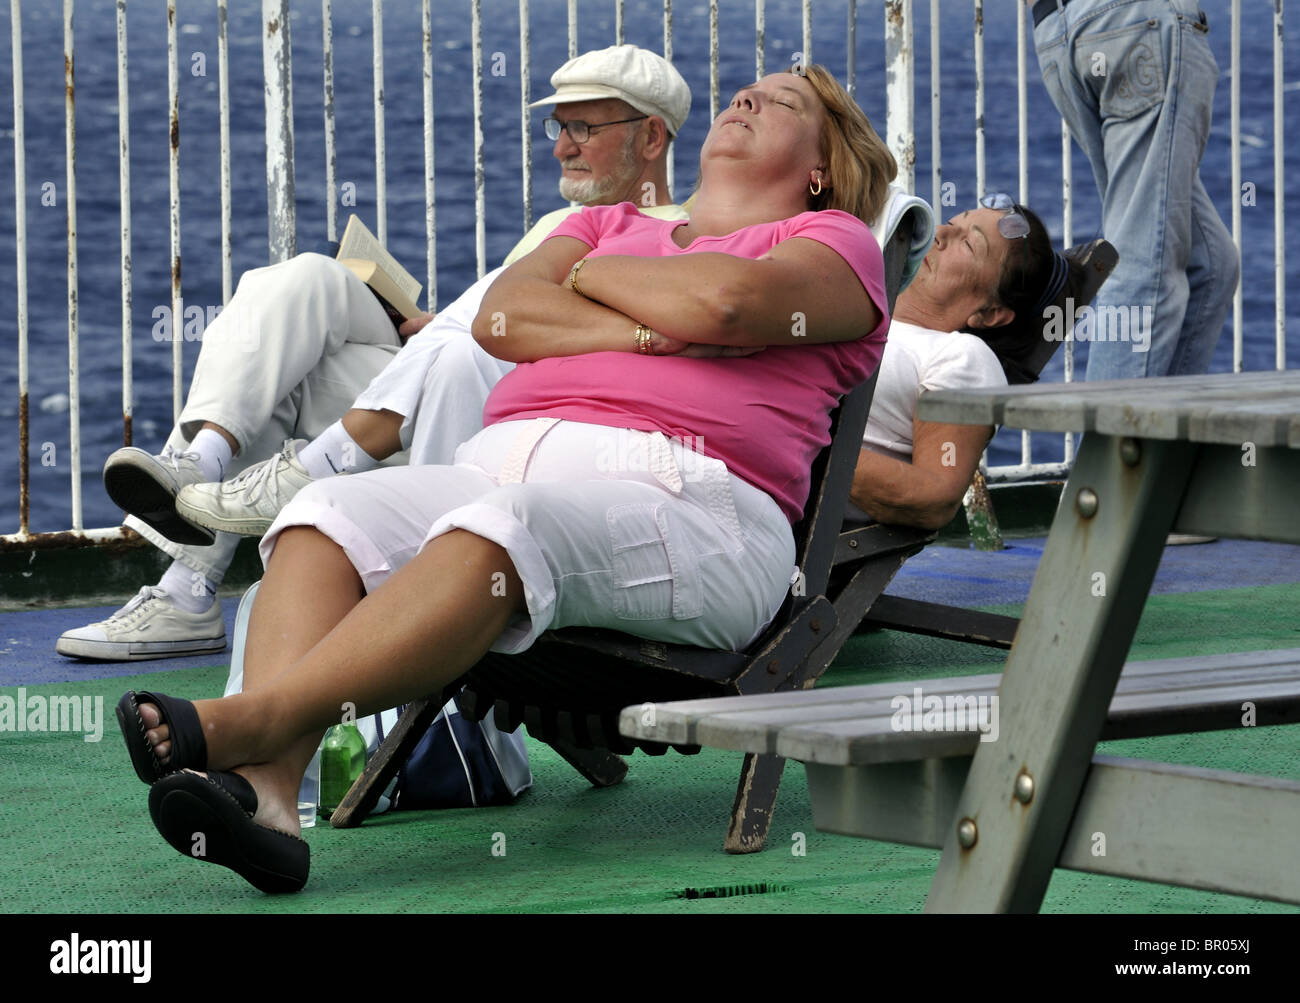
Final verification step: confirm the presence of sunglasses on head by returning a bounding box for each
[979,192,1031,240]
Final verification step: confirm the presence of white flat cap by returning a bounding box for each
[530,44,691,137]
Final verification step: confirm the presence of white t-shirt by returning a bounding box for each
[863,320,1007,461]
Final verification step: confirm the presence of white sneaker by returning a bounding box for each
[56,587,227,661]
[103,444,216,546]
[175,439,316,537]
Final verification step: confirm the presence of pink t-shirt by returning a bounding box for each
[483,202,889,522]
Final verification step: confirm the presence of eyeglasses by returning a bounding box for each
[543,114,648,144]
[979,192,1031,239]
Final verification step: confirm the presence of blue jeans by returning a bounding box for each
[1033,0,1239,380]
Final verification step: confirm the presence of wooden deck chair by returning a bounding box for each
[331,212,920,853]
[845,237,1119,651]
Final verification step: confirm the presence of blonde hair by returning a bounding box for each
[799,65,896,226]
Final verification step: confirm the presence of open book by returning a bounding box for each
[337,215,423,324]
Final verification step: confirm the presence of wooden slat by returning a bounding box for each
[806,755,1300,904]
[777,677,1300,764]
[920,371,1300,442]
[858,594,1018,649]
[621,647,1300,759]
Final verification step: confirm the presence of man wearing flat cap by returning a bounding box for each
[69,46,692,678]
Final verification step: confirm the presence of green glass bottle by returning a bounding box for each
[319,723,367,818]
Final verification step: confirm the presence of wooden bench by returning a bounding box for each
[622,648,1300,905]
[624,371,1300,910]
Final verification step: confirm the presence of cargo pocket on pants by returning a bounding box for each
[607,502,703,622]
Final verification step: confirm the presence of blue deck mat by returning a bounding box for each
[4,537,1300,687]
[1,596,243,687]
[883,537,1300,608]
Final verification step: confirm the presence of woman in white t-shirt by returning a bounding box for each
[850,197,1081,529]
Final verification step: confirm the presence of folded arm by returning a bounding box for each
[474,232,881,362]
[573,238,882,347]
[850,417,993,530]
[473,236,654,363]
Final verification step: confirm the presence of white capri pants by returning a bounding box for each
[260,419,797,653]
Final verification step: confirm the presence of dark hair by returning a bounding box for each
[963,202,1085,384]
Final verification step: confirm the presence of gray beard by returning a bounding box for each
[559,174,623,204]
[558,134,642,206]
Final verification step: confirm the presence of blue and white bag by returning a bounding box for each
[225,582,532,812]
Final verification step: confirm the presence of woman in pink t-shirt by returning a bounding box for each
[117,66,896,893]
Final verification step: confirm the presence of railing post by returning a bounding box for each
[12,0,28,536]
[372,0,386,246]
[801,0,812,67]
[471,0,485,278]
[323,0,337,242]
[884,0,915,194]
[116,0,132,445]
[167,1,181,422]
[520,0,531,237]
[263,0,295,263]
[65,0,82,531]
[973,0,984,199]
[423,0,436,308]
[843,0,857,98]
[664,0,674,195]
[709,0,719,123]
[1273,0,1285,370]
[1230,0,1242,370]
[217,0,231,302]
[929,0,940,210]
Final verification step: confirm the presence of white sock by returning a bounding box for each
[157,559,217,614]
[188,428,234,482]
[297,420,380,479]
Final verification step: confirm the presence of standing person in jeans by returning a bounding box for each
[1028,0,1238,381]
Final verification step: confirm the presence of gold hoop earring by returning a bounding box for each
[809,176,823,197]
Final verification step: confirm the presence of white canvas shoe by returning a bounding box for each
[102,444,216,546]
[56,587,227,661]
[175,439,316,537]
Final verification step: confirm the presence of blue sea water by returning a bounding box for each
[0,0,1295,535]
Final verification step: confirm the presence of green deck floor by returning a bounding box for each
[3,582,1298,914]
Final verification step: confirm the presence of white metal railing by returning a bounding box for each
[3,0,1289,542]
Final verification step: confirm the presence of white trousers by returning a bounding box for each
[130,253,406,581]
[353,266,516,466]
[138,255,514,584]
[261,420,797,654]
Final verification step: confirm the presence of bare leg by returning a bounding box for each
[140,525,524,831]
[341,408,404,461]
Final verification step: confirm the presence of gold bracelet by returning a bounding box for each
[634,324,656,355]
[568,257,589,298]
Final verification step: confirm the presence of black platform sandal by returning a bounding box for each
[148,770,309,894]
[116,690,208,784]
